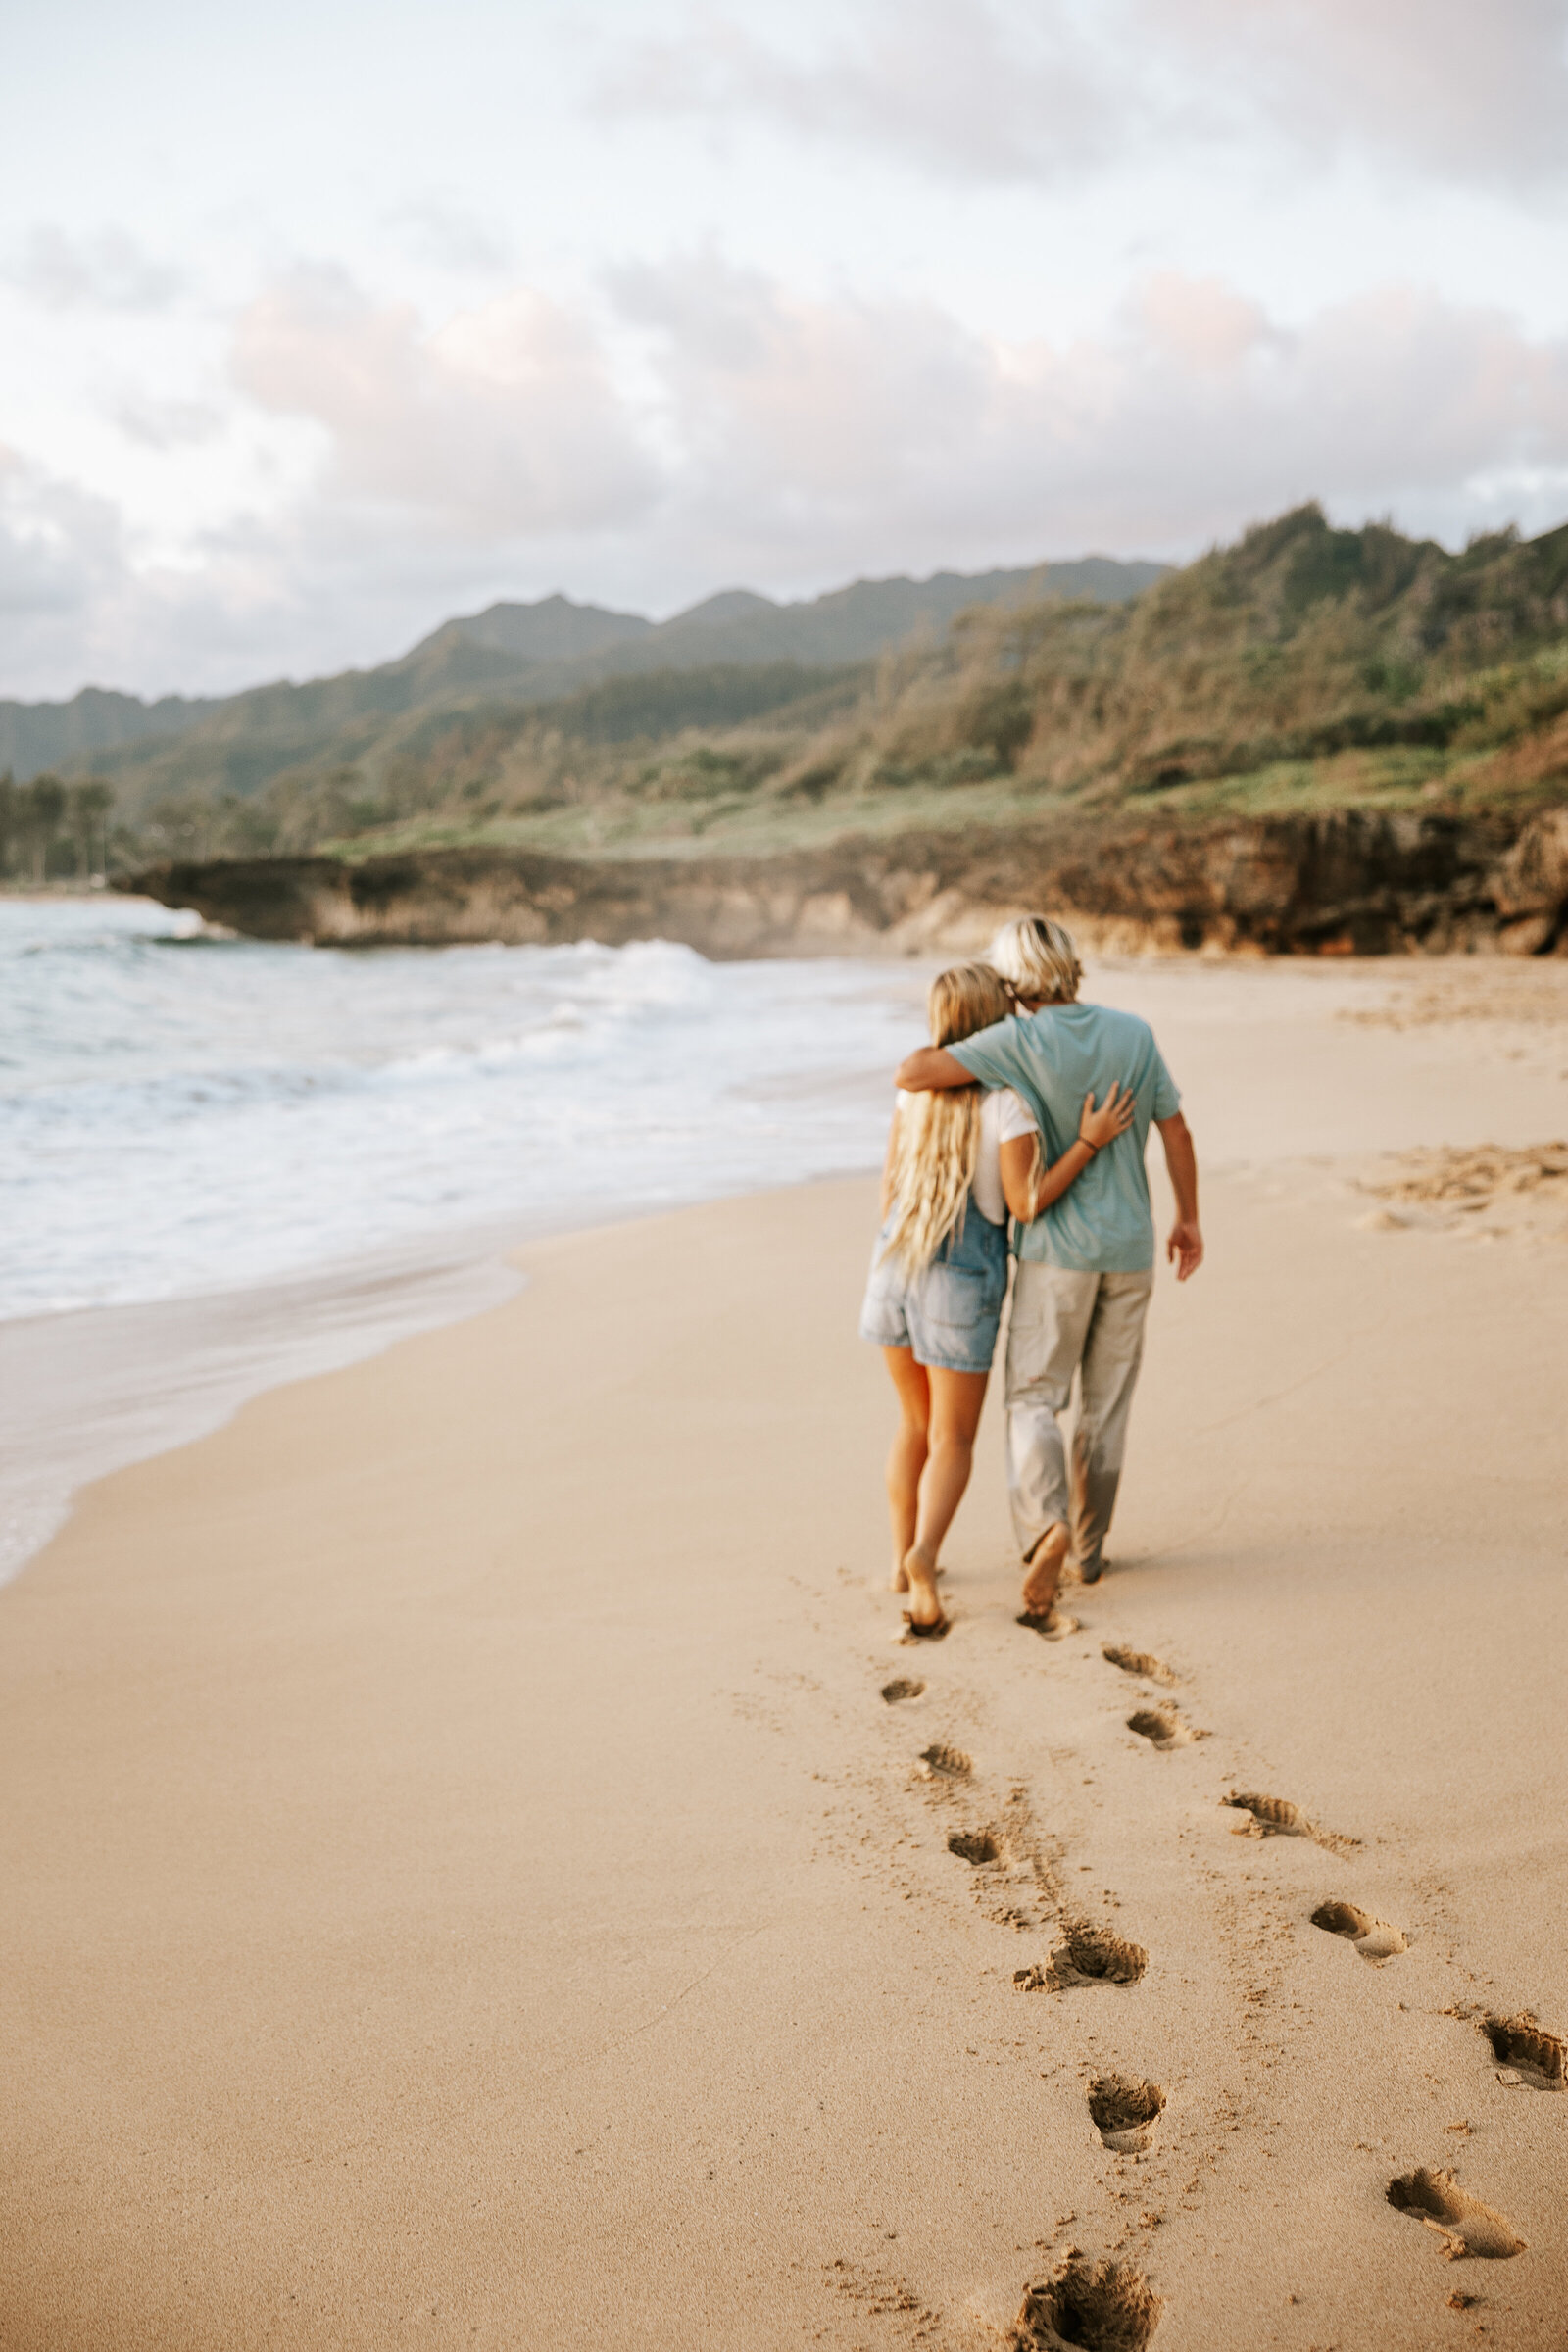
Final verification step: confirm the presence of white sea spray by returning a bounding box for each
[1,898,923,1320]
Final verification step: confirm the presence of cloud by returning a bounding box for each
[111,393,224,451]
[1163,0,1568,189]
[4,261,1568,700]
[9,225,183,313]
[0,448,123,621]
[382,197,516,276]
[596,0,1152,187]
[597,0,1568,195]
[605,257,1568,570]
[194,257,1568,630]
[231,266,660,534]
[0,446,148,700]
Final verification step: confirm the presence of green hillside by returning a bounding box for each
[0,555,1162,872]
[7,511,1568,882]
[267,504,1568,868]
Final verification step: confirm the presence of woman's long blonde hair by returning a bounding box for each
[881,961,1013,1276]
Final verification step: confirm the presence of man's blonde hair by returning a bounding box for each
[882,961,1012,1276]
[988,915,1082,1004]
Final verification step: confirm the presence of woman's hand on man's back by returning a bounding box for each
[1078,1080,1137,1151]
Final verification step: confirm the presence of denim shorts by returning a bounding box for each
[858,1203,1009,1375]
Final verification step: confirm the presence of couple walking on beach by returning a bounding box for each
[859,916,1201,1639]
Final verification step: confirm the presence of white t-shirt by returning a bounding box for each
[895,1086,1039,1226]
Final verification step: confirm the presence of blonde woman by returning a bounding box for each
[860,962,1135,1638]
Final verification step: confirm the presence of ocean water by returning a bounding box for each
[2,896,926,1320]
[1,895,926,1575]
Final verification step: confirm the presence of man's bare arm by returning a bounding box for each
[1156,1111,1202,1280]
[894,1045,974,1091]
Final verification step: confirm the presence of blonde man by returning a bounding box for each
[894,915,1201,1622]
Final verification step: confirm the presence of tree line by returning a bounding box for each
[0,774,117,884]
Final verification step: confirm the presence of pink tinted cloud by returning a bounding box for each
[5,262,1568,698]
[232,267,659,534]
[609,260,1568,563]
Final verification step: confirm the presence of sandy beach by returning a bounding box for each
[3,960,1566,2350]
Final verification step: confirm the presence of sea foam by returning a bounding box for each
[1,897,924,1321]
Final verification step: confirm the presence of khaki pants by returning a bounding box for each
[1004,1263,1153,1579]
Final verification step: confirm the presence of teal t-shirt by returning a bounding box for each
[950,1003,1181,1271]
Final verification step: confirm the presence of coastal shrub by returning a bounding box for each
[955,679,1034,766]
[633,745,783,801]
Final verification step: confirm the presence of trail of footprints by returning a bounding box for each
[870,1611,1554,2346]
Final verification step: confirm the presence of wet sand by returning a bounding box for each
[2,962,1566,2349]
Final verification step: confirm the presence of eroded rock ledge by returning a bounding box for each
[126,805,1568,959]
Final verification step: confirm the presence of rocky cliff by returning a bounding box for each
[126,805,1568,959]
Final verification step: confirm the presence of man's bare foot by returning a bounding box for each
[1021,1523,1070,1615]
[1016,1605,1080,1641]
[901,1544,945,1630]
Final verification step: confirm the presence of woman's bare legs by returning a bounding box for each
[881,1347,929,1592]
[902,1366,990,1627]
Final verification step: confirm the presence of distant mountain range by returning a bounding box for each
[0,557,1166,792]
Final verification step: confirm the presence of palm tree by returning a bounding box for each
[70,779,116,877]
[25,774,67,882]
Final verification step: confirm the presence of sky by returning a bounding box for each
[3,0,1568,703]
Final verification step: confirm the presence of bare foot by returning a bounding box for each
[1017,1606,1080,1641]
[890,1561,910,1592]
[1021,1523,1069,1615]
[901,1544,945,1630]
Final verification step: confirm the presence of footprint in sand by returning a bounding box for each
[918,1743,972,1780]
[1224,1790,1359,1856]
[1087,2074,1165,2153]
[948,1828,1000,1866]
[894,1618,951,1648]
[1387,2169,1526,2261]
[1016,1923,1148,1992]
[1127,1706,1205,1750]
[1012,2258,1162,2351]
[1482,2013,1565,2090]
[1102,1644,1177,1688]
[1017,1609,1081,1642]
[1310,1899,1408,1963]
[881,1677,926,1704]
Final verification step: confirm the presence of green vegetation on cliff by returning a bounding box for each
[8,508,1568,883]
[287,503,1568,866]
[2,555,1158,876]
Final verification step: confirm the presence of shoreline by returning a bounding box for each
[0,1176,878,1589]
[0,1223,524,1586]
[8,947,1565,1591]
[3,907,940,1579]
